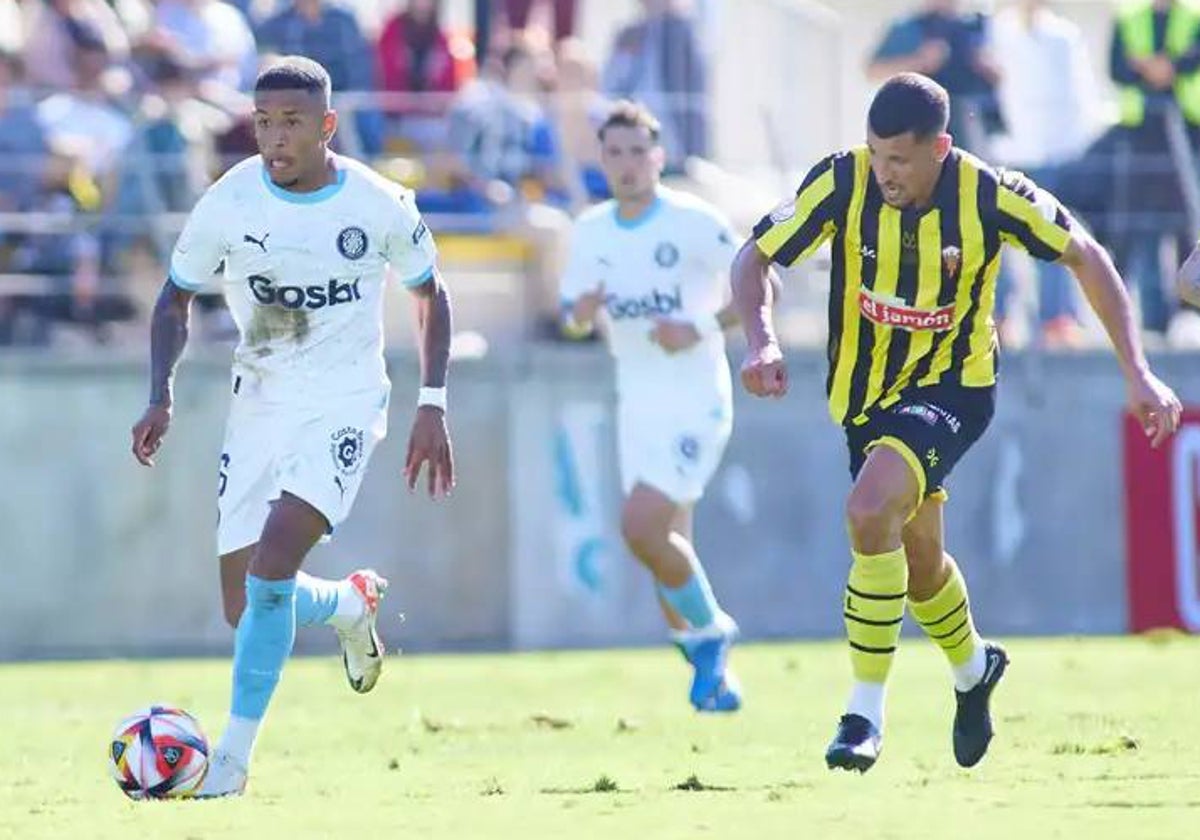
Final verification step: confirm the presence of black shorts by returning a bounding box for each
[844,385,995,500]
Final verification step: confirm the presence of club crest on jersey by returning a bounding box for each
[769,200,795,224]
[655,242,679,268]
[942,246,962,280]
[331,427,365,475]
[337,226,368,260]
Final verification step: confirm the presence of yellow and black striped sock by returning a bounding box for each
[909,557,985,687]
[844,547,908,684]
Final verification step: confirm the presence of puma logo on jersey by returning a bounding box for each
[243,232,270,253]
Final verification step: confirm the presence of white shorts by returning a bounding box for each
[216,386,389,555]
[617,402,731,505]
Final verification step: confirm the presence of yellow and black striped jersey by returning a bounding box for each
[753,146,1075,426]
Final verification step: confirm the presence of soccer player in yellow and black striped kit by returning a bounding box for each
[733,73,1183,773]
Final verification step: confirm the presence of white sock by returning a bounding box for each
[216,715,261,768]
[846,681,886,731]
[668,610,737,644]
[953,643,988,692]
[328,579,365,631]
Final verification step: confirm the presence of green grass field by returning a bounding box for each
[2,637,1198,840]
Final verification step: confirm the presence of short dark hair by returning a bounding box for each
[868,73,949,140]
[597,100,661,143]
[255,56,332,108]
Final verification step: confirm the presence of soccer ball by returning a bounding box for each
[108,705,209,800]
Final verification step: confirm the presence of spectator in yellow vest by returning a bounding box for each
[1108,0,1200,341]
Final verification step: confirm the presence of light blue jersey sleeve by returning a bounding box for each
[169,187,230,292]
[384,190,438,288]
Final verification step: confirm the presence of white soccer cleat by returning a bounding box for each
[195,750,247,799]
[336,569,388,694]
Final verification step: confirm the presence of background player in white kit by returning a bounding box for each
[129,57,454,797]
[561,101,748,712]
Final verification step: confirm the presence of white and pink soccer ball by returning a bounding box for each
[109,705,209,799]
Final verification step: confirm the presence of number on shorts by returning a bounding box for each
[218,453,231,497]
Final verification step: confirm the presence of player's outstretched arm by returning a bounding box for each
[404,270,455,497]
[1177,241,1200,309]
[131,280,195,467]
[1061,230,1182,447]
[731,240,787,398]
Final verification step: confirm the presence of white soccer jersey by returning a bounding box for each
[561,187,739,410]
[169,154,437,402]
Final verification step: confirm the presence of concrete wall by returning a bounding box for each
[2,345,1198,660]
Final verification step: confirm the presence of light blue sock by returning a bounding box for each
[294,571,339,628]
[659,566,719,630]
[231,575,297,721]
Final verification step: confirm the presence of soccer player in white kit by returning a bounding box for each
[129,57,454,797]
[560,101,744,712]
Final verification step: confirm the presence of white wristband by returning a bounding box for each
[563,313,593,338]
[418,386,447,411]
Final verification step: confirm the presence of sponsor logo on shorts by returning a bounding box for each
[858,288,956,332]
[331,427,365,476]
[926,448,940,467]
[895,401,962,434]
[896,403,940,426]
[337,226,369,260]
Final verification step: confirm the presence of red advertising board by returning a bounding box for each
[1123,409,1200,632]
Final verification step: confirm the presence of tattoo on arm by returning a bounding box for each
[411,271,452,388]
[148,280,194,406]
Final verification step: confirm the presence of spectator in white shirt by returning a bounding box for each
[991,0,1103,347]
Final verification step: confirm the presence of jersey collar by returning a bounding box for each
[260,159,347,204]
[613,190,663,229]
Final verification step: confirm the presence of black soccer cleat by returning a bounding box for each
[825,713,882,773]
[953,642,1009,768]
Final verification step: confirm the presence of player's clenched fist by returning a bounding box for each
[740,343,788,398]
[131,403,172,466]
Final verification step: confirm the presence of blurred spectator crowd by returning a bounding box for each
[0,0,709,346]
[1,0,1199,350]
[869,0,1200,349]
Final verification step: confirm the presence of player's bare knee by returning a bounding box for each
[250,495,327,579]
[620,512,657,559]
[845,486,908,551]
[620,505,667,565]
